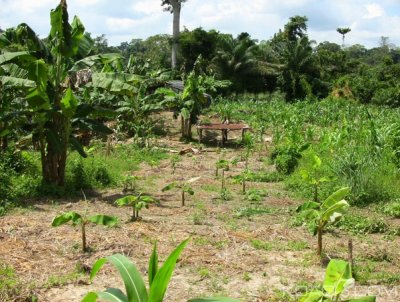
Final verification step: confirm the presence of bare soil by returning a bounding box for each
[1,114,399,302]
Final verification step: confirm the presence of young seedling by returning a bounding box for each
[297,187,350,257]
[300,155,332,202]
[233,169,252,194]
[82,238,239,302]
[170,154,181,174]
[300,259,376,302]
[242,132,254,169]
[215,160,229,189]
[115,193,156,221]
[122,174,139,193]
[51,206,117,252]
[162,177,201,206]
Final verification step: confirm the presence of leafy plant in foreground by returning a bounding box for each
[81,238,239,302]
[52,209,117,252]
[115,193,156,221]
[162,177,200,206]
[296,187,350,256]
[300,259,375,302]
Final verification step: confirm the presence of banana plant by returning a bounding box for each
[296,187,350,256]
[300,155,332,202]
[232,169,252,194]
[81,238,239,302]
[162,177,201,206]
[0,1,117,187]
[215,160,229,189]
[115,193,156,221]
[300,259,376,302]
[52,211,117,252]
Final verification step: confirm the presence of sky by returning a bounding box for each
[1,0,400,48]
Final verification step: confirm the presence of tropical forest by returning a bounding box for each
[0,0,399,301]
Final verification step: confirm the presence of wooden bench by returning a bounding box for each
[196,123,250,145]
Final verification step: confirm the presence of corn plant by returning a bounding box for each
[81,238,239,302]
[296,187,350,256]
[215,160,229,189]
[52,211,117,252]
[300,259,375,302]
[162,177,200,206]
[115,193,156,221]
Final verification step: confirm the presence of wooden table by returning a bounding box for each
[196,123,250,145]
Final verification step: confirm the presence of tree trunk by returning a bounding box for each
[181,117,192,139]
[171,1,181,69]
[41,113,69,187]
[181,190,185,206]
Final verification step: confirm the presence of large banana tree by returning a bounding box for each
[0,0,118,186]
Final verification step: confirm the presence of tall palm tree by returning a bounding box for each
[337,27,351,48]
[161,0,187,69]
[212,34,259,91]
[278,37,319,101]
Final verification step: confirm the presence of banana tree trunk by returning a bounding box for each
[41,113,69,187]
[182,117,192,139]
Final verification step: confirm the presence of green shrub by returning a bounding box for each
[271,143,309,175]
[379,200,400,218]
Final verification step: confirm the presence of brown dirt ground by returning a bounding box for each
[1,114,399,302]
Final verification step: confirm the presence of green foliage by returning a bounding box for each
[380,200,400,218]
[82,238,238,302]
[297,187,350,256]
[162,177,200,206]
[52,210,118,252]
[271,143,309,175]
[0,262,24,301]
[335,214,391,235]
[115,193,156,221]
[235,206,275,218]
[299,259,375,302]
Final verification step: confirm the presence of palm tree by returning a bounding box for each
[278,37,319,101]
[161,0,187,69]
[212,34,259,91]
[337,27,351,48]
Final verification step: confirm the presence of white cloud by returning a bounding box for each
[131,0,163,15]
[364,3,385,19]
[0,0,399,47]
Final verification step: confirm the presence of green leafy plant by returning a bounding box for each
[162,177,200,206]
[81,238,239,302]
[300,155,332,202]
[232,169,252,194]
[296,187,350,256]
[215,160,229,189]
[52,208,117,252]
[242,132,254,169]
[300,259,375,302]
[122,174,139,192]
[271,143,309,175]
[115,193,156,221]
[170,155,181,174]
